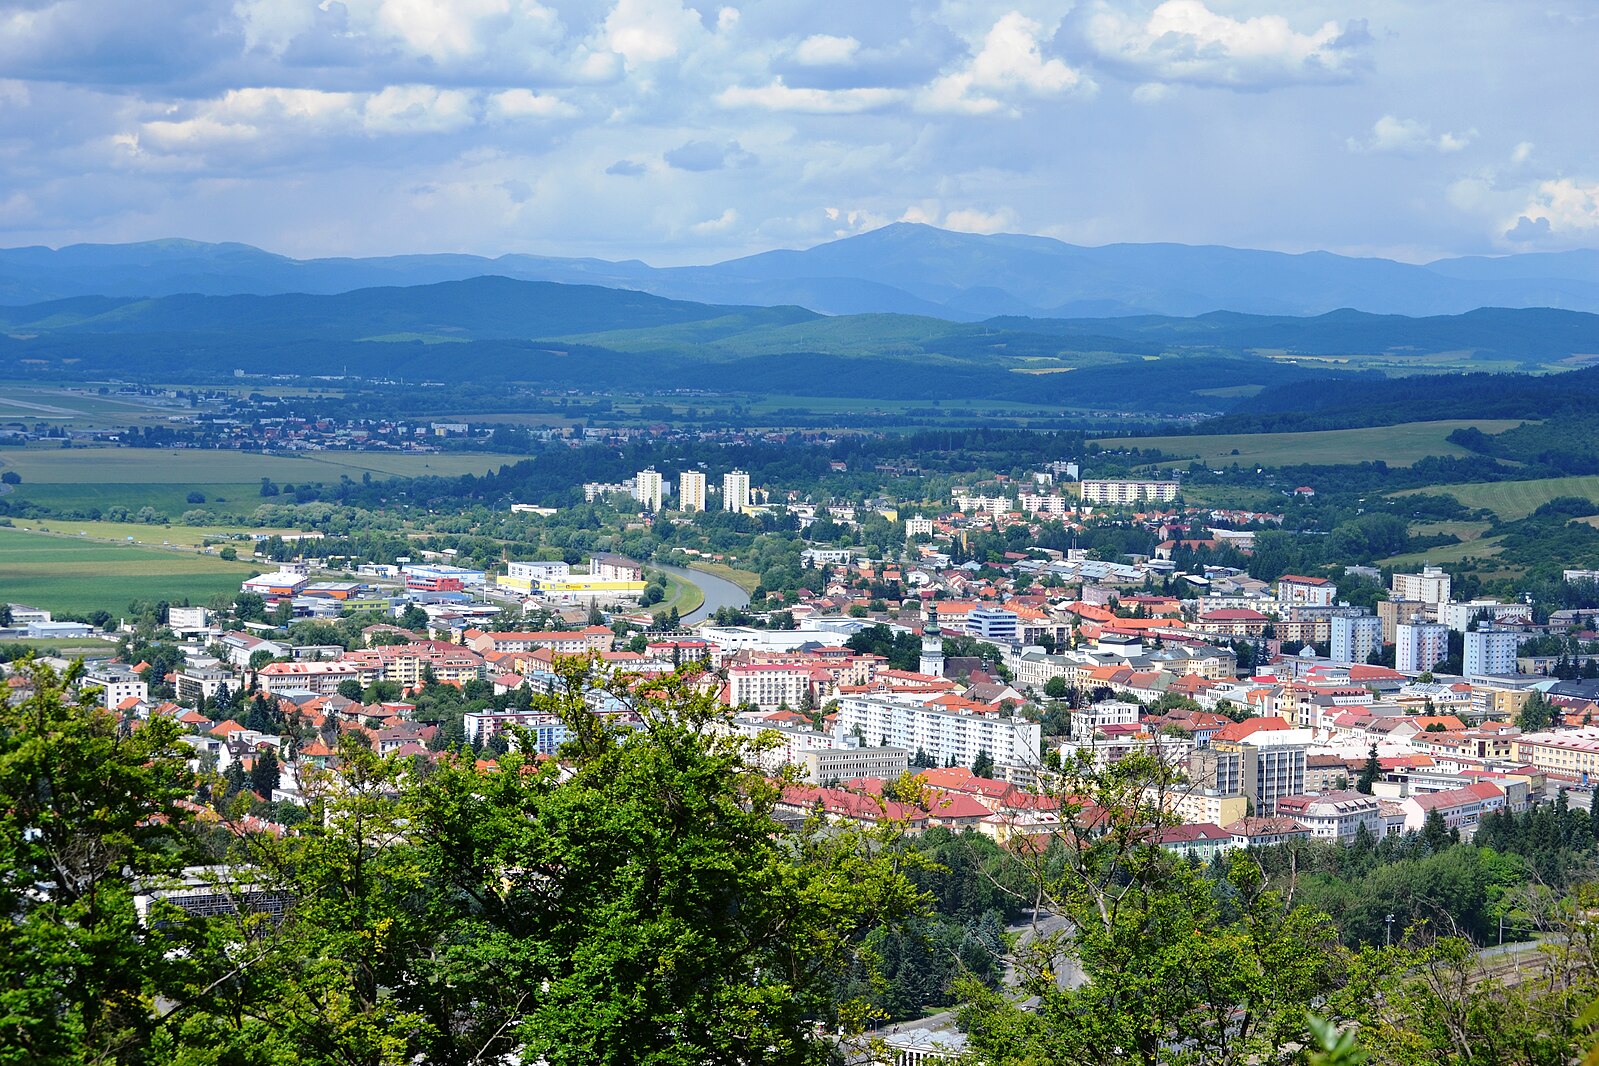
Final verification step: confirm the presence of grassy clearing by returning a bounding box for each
[4,518,288,549]
[1097,420,1526,469]
[0,637,121,660]
[688,561,762,594]
[1382,535,1510,570]
[1408,520,1494,542]
[0,526,259,615]
[1396,475,1599,522]
[653,569,706,618]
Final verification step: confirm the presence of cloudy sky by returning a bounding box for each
[0,0,1595,264]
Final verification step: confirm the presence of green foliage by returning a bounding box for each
[0,657,198,1065]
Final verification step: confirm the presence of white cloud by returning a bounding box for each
[233,0,320,57]
[1507,178,1599,241]
[793,33,859,66]
[922,11,1091,115]
[137,84,480,150]
[944,206,1015,232]
[717,78,904,114]
[238,0,564,63]
[602,0,706,67]
[487,89,579,120]
[1348,115,1474,155]
[691,207,738,233]
[1130,82,1169,104]
[1511,141,1534,166]
[1083,0,1369,89]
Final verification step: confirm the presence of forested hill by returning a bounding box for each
[7,277,1599,414]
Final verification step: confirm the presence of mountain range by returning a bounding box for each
[6,224,1599,320]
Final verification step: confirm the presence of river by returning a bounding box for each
[653,563,751,626]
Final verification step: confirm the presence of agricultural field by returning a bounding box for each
[3,517,286,549]
[1097,419,1526,469]
[1382,535,1510,571]
[1396,475,1599,522]
[0,446,526,516]
[0,526,260,615]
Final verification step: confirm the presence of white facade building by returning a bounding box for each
[1396,622,1451,673]
[834,694,1040,771]
[1330,615,1383,667]
[634,468,664,512]
[1464,628,1519,677]
[1392,565,1452,607]
[679,470,706,512]
[1079,479,1179,505]
[722,470,751,514]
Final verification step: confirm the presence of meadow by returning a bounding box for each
[0,446,526,516]
[1395,475,1599,522]
[0,526,259,615]
[1098,419,1526,469]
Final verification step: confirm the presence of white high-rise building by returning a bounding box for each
[722,470,751,514]
[1392,565,1451,607]
[1464,628,1519,678]
[679,470,706,512]
[1330,615,1383,667]
[835,694,1041,772]
[1396,622,1450,673]
[634,468,664,512]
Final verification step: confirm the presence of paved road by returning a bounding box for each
[654,563,750,626]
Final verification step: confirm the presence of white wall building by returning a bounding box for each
[1464,628,1520,677]
[679,470,706,512]
[1392,565,1452,607]
[1330,615,1383,667]
[1396,622,1451,673]
[1079,479,1179,505]
[834,694,1041,771]
[722,470,751,514]
[634,467,664,512]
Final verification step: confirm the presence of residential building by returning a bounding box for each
[175,665,236,705]
[1330,615,1383,667]
[634,467,664,512]
[722,470,751,514]
[727,663,815,712]
[1155,823,1235,863]
[1272,791,1382,841]
[678,470,706,512]
[467,627,615,655]
[834,694,1041,772]
[462,711,568,753]
[255,661,361,695]
[589,553,645,582]
[1392,565,1451,607]
[1378,598,1429,643]
[1192,719,1310,815]
[1514,728,1599,779]
[801,745,911,785]
[1079,479,1179,505]
[1464,628,1519,678]
[1440,599,1533,632]
[1395,622,1450,673]
[1400,783,1506,837]
[1278,575,1337,607]
[1224,817,1313,848]
[85,664,147,709]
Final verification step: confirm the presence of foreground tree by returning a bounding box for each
[169,657,922,1065]
[959,749,1347,1066]
[0,658,197,1065]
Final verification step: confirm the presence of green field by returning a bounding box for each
[5,517,282,548]
[1382,535,1510,570]
[0,447,524,483]
[1097,419,1526,469]
[1396,475,1599,522]
[653,569,706,618]
[0,526,259,614]
[0,446,526,517]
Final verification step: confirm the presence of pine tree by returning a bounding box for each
[1356,744,1381,794]
[251,746,281,797]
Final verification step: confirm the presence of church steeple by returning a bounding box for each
[920,602,945,678]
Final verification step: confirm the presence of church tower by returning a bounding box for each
[920,602,945,678]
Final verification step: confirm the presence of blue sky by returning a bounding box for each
[0,0,1594,264]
